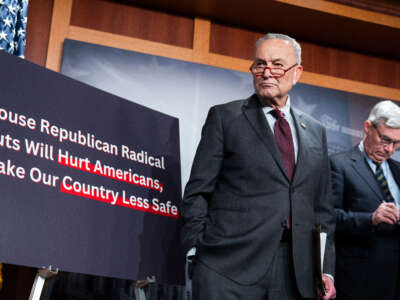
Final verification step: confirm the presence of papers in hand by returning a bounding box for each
[320,232,327,272]
[314,225,327,296]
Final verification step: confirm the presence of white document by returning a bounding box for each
[320,232,327,272]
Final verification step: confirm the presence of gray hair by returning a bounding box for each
[368,100,400,128]
[255,33,302,65]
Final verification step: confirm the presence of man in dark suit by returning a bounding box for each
[181,33,336,300]
[330,100,400,300]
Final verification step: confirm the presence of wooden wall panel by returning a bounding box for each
[26,0,400,98]
[0,264,36,300]
[125,0,400,60]
[46,0,73,71]
[302,42,400,89]
[210,22,400,90]
[70,0,194,49]
[25,0,54,66]
[210,23,261,61]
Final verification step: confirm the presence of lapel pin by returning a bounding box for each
[301,122,306,129]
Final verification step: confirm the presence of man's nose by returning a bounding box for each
[262,67,273,77]
[384,142,395,153]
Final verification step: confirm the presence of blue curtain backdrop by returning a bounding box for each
[0,0,28,58]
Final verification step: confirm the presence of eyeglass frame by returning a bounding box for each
[249,61,298,78]
[372,123,400,150]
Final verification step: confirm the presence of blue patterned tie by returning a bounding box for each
[375,163,394,202]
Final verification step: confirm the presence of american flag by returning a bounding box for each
[0,0,29,58]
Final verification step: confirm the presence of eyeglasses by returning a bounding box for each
[250,62,298,78]
[372,123,400,150]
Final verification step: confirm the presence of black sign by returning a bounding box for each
[0,50,184,284]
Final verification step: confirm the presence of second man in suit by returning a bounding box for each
[331,100,400,300]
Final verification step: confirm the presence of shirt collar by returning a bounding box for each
[358,141,365,154]
[359,141,388,168]
[262,96,291,117]
[359,141,372,162]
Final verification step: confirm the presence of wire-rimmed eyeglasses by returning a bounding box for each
[372,123,400,150]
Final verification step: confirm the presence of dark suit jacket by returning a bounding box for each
[181,94,335,298]
[330,146,400,300]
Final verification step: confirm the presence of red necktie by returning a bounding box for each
[270,109,295,181]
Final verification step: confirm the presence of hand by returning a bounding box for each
[320,274,336,299]
[372,202,399,226]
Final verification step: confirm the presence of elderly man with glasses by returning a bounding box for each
[331,100,400,300]
[182,33,336,300]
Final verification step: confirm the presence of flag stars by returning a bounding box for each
[7,4,16,15]
[3,16,12,27]
[0,31,8,41]
[0,1,28,57]
[17,28,25,37]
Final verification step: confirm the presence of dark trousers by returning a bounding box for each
[192,243,306,300]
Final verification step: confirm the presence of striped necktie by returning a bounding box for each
[375,163,394,202]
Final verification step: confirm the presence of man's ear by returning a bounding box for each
[293,65,303,84]
[364,120,372,134]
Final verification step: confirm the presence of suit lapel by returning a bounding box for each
[290,108,308,183]
[388,159,400,187]
[242,95,289,180]
[350,147,383,201]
